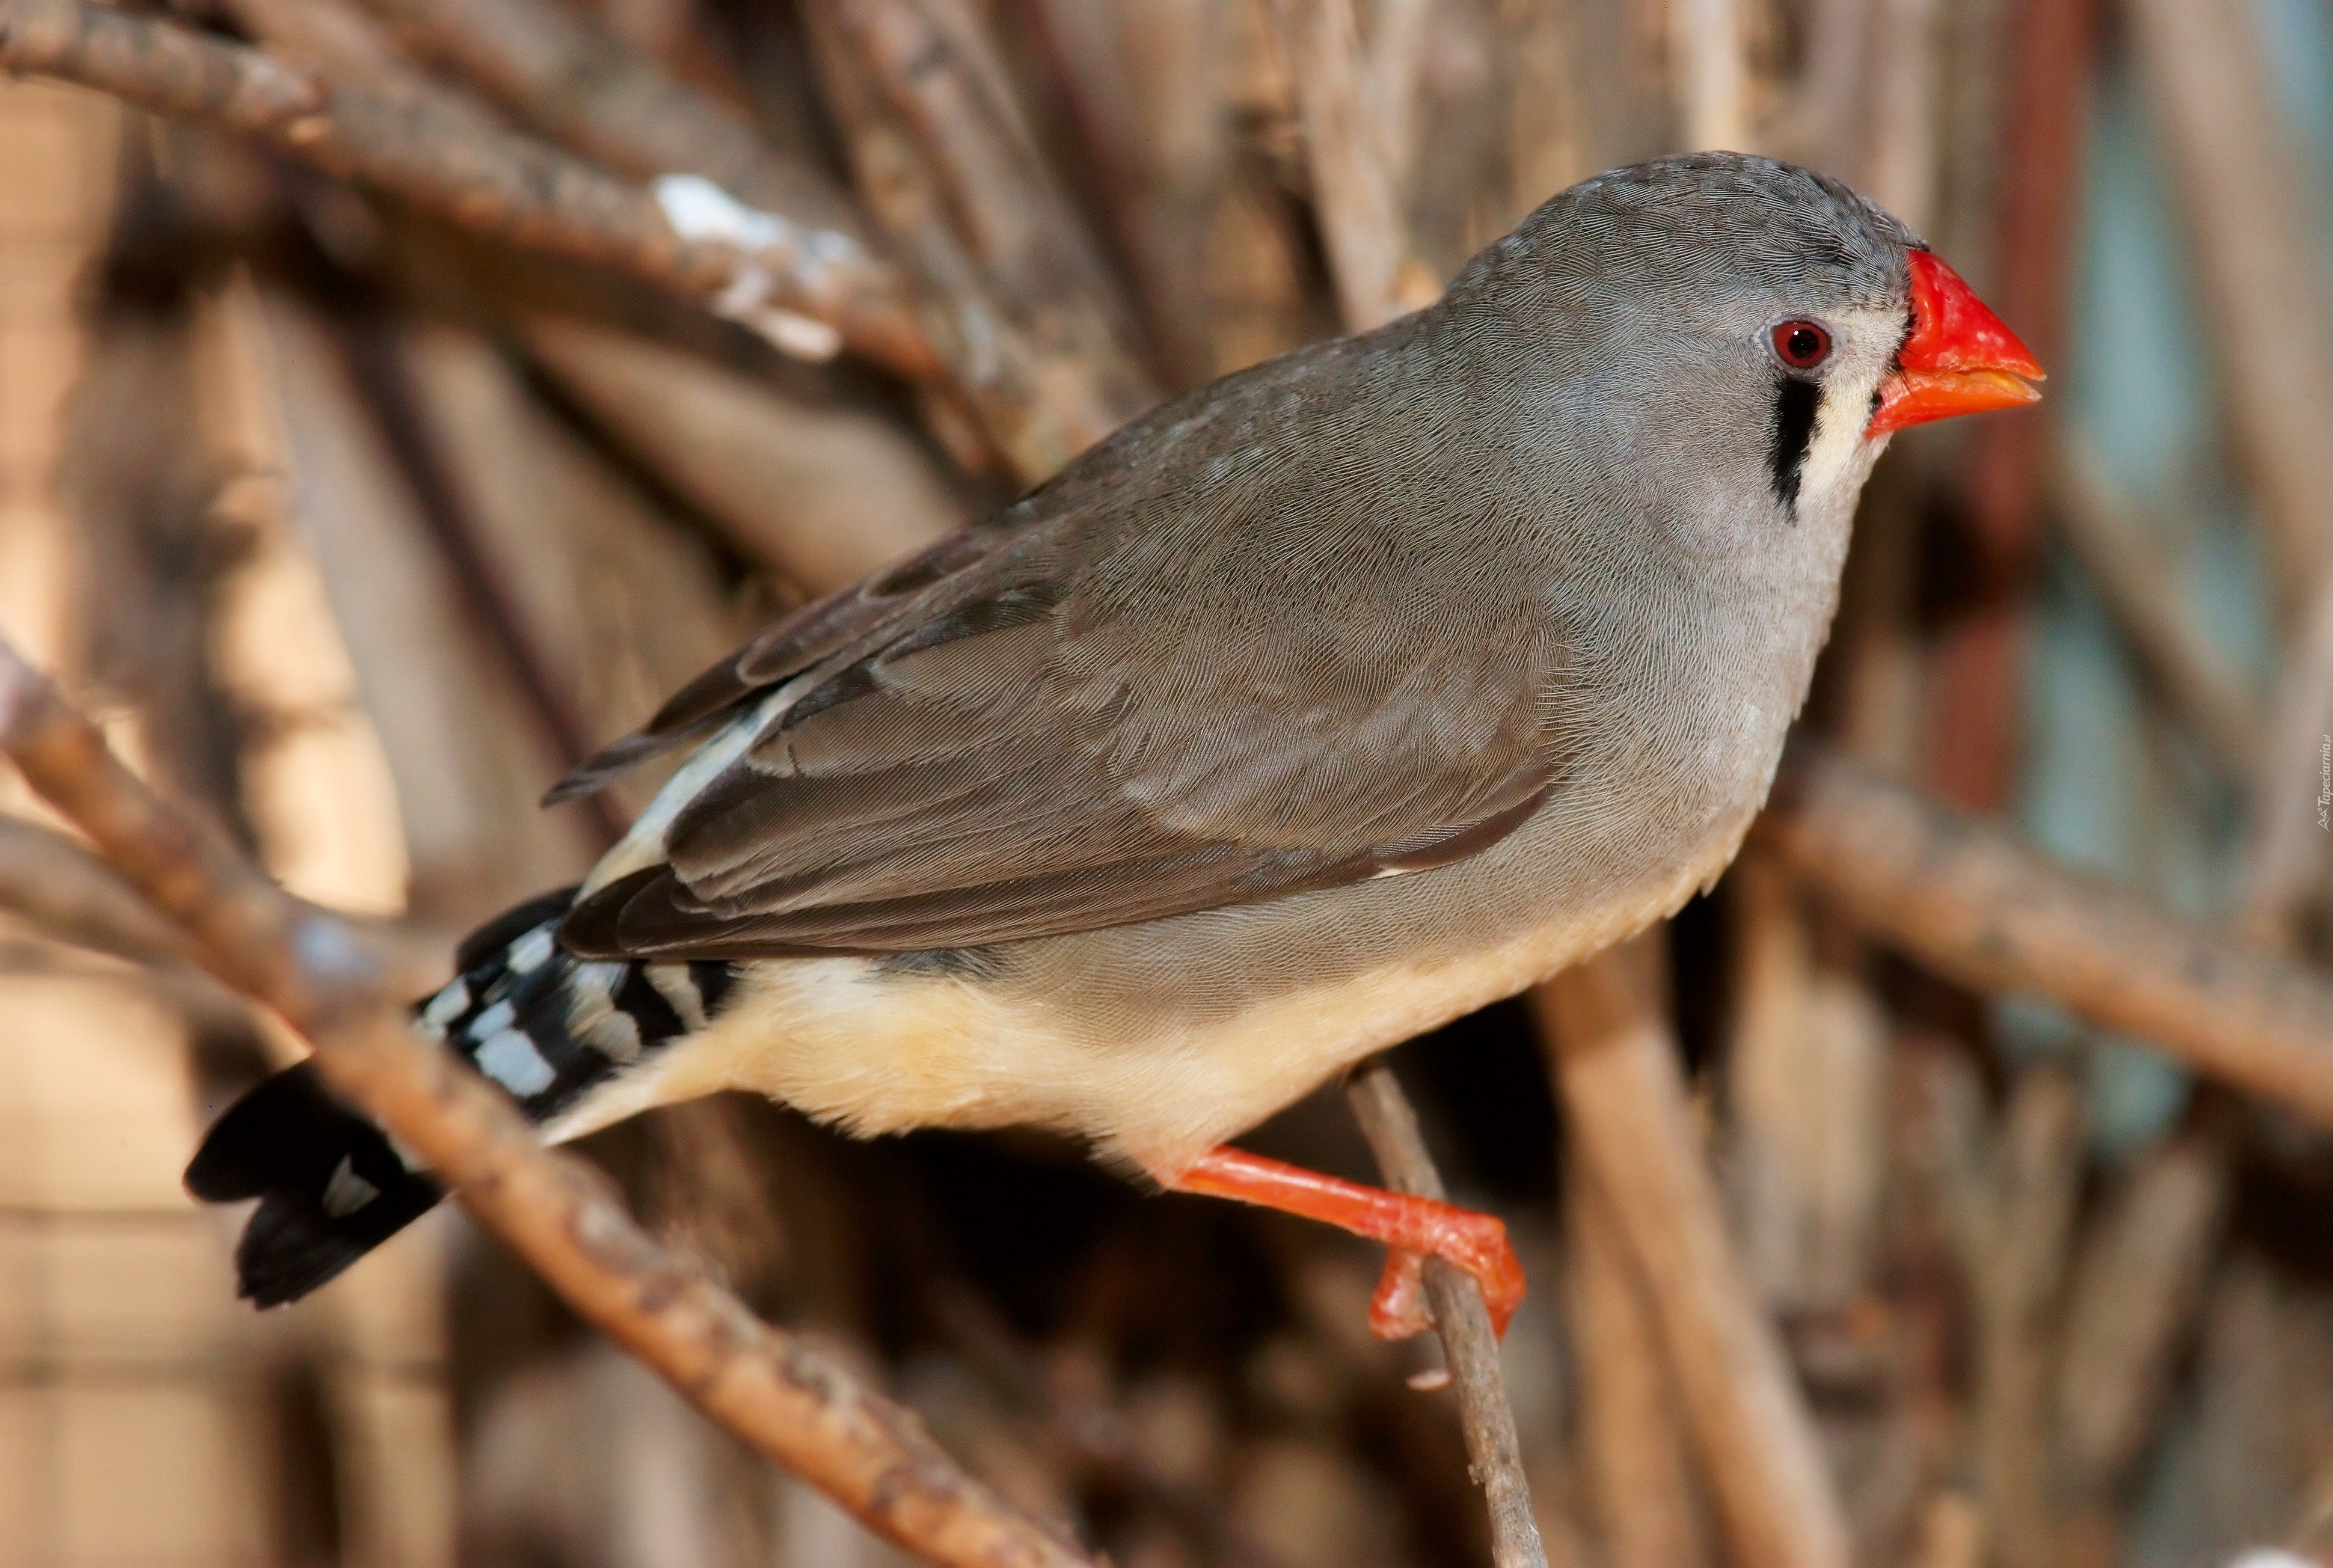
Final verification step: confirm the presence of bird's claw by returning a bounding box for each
[1365,1205,1525,1342]
[1369,1249,1434,1339]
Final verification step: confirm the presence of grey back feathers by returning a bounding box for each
[554,152,1919,963]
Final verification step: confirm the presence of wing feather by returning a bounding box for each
[560,332,1583,958]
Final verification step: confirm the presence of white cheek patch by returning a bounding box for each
[1798,310,1902,506]
[1791,357,1885,499]
[1796,384,1872,501]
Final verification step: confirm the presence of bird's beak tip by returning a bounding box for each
[1866,250,2046,436]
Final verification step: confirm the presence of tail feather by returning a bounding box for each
[186,887,735,1306]
[185,1063,444,1306]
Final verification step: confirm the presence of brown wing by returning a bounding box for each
[543,527,1019,805]
[559,515,1572,960]
[558,320,1585,960]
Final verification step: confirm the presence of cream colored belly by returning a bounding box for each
[541,827,1738,1176]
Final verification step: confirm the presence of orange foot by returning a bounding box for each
[1166,1145,1524,1340]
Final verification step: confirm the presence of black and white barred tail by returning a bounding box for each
[185,887,737,1306]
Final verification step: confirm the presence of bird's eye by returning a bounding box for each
[1771,320,1832,370]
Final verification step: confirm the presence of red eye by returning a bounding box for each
[1772,320,1832,370]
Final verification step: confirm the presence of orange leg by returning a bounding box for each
[1166,1146,1524,1340]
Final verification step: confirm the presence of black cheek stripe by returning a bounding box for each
[1769,376,1820,510]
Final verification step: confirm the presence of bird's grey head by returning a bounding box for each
[1444,153,1933,528]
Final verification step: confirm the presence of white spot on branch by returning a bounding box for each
[654,174,848,363]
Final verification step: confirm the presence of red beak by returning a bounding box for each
[1866,251,2046,436]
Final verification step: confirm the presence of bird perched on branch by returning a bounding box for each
[188,153,2041,1328]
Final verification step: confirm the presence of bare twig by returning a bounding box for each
[1930,0,2095,813]
[1346,1058,1548,1568]
[2054,1131,2227,1502]
[1267,0,1432,331]
[1759,744,2333,1129]
[358,0,859,232]
[2068,0,2333,1014]
[1724,850,1887,1314]
[1364,0,1435,195]
[1017,0,1222,392]
[224,0,504,137]
[0,0,937,379]
[0,633,1099,1568]
[1765,0,1868,170]
[516,314,963,594]
[2126,0,2333,610]
[1533,936,1852,1568]
[2053,439,2263,780]
[805,0,1157,483]
[0,812,452,1001]
[338,0,1162,489]
[1966,1065,2085,1568]
[1858,0,1943,231]
[327,313,625,845]
[1671,0,1749,153]
[0,810,221,973]
[2185,8,2333,933]
[0,812,279,1046]
[2239,573,2333,946]
[1565,1150,1711,1568]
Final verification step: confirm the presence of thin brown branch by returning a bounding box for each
[1345,1058,1549,1568]
[1672,0,1749,153]
[0,812,280,1045]
[0,633,1099,1568]
[2239,572,2333,946]
[515,314,964,594]
[1764,0,1869,168]
[336,0,1159,491]
[1267,0,1432,332]
[1857,0,1943,232]
[327,312,625,846]
[0,812,452,1001]
[2053,1130,2227,1505]
[2052,440,2263,780]
[224,0,505,138]
[1931,0,2096,812]
[244,0,1147,490]
[1565,1148,1712,1568]
[1363,0,1435,194]
[0,0,937,379]
[805,0,1159,483]
[1723,848,1888,1312]
[2126,0,2333,612]
[1967,1064,2084,1568]
[1533,936,1852,1568]
[0,810,219,973]
[1759,744,2333,1128]
[358,0,859,231]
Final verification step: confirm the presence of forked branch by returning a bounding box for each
[0,633,1097,1568]
[0,0,936,378]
